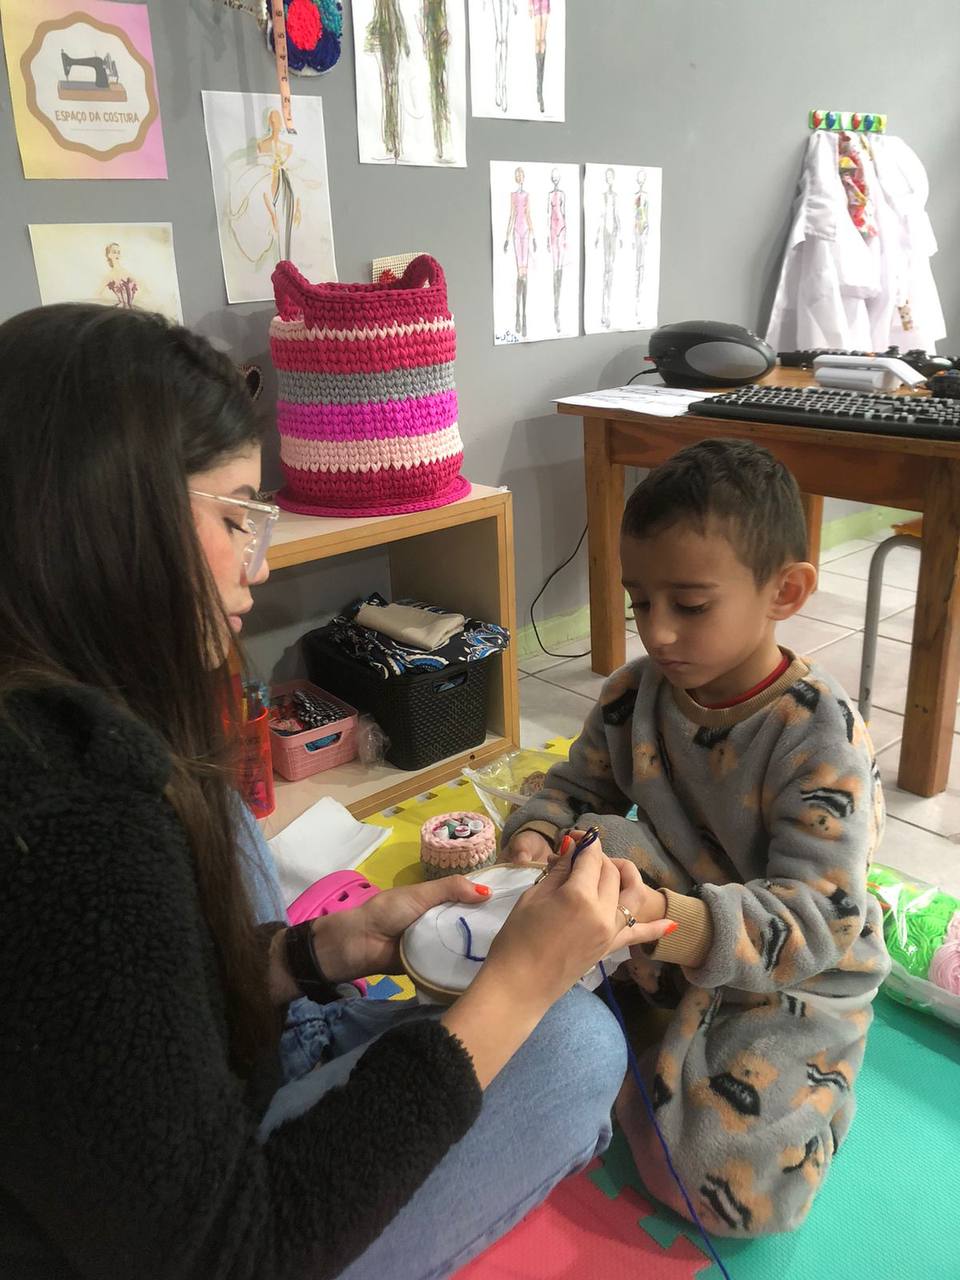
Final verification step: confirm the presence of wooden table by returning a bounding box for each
[558,368,960,797]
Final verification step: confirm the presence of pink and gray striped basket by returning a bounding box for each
[269,255,470,518]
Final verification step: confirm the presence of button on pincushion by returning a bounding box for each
[419,812,496,880]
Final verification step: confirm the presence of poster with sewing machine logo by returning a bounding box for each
[0,0,167,178]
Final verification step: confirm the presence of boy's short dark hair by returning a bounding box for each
[621,438,808,584]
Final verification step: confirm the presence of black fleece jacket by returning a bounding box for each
[0,684,481,1279]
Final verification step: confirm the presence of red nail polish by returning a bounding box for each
[560,835,574,856]
[475,884,491,897]
[664,920,679,934]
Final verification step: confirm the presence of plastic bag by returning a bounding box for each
[462,749,566,829]
[867,863,960,1028]
[357,714,390,766]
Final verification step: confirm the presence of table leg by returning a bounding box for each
[898,463,960,796]
[584,416,626,676]
[800,493,823,569]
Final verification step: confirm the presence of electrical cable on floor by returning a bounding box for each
[529,524,592,658]
[530,375,656,657]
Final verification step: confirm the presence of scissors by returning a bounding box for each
[533,825,601,884]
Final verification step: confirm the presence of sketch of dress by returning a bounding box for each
[488,0,516,113]
[596,169,620,329]
[365,0,410,161]
[633,171,649,322]
[99,242,140,309]
[504,167,536,336]
[419,0,451,162]
[547,168,566,331]
[529,0,550,113]
[226,112,320,269]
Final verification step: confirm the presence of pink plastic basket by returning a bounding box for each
[269,680,358,781]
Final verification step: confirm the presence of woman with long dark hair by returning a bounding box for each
[0,304,672,1279]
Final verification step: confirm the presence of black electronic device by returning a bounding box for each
[779,345,956,378]
[926,370,960,399]
[646,321,776,388]
[687,385,960,441]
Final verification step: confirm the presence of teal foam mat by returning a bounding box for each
[592,994,960,1279]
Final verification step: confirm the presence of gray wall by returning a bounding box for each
[2,0,958,665]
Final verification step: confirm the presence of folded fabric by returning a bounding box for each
[356,601,466,651]
[318,592,510,680]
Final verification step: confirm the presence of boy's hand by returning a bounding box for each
[610,858,668,924]
[503,829,554,865]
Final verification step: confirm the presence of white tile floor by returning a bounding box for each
[519,529,960,896]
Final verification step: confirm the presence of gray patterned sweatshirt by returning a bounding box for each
[503,651,890,1002]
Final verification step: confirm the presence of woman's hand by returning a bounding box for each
[483,837,670,1003]
[309,878,494,985]
[441,839,674,1087]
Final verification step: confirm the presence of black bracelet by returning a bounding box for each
[283,920,341,1006]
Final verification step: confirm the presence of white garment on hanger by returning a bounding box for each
[765,133,945,353]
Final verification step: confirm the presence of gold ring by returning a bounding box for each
[533,866,551,885]
[617,904,639,929]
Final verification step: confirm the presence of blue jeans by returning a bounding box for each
[260,987,626,1280]
[237,799,628,1278]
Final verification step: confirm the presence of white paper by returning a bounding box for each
[583,163,662,335]
[29,222,182,322]
[468,0,564,121]
[268,796,390,907]
[201,91,337,304]
[352,0,467,166]
[491,160,580,344]
[557,385,707,416]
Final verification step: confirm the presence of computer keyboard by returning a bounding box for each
[686,385,960,440]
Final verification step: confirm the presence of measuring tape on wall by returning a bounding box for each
[270,0,296,133]
[213,0,297,133]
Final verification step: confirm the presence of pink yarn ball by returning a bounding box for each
[929,938,960,996]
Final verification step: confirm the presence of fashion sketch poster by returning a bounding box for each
[583,162,661,335]
[491,159,580,344]
[202,90,337,303]
[352,0,467,166]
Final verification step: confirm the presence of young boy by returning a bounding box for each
[503,438,890,1236]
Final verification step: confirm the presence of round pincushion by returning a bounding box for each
[420,811,496,880]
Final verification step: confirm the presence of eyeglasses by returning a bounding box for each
[190,490,280,579]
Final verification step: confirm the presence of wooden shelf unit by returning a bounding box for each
[259,484,520,836]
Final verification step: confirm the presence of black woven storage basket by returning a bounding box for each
[302,629,496,771]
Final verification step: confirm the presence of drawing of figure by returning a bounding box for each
[99,242,139,309]
[633,169,649,322]
[503,166,536,336]
[486,0,517,113]
[529,0,549,113]
[365,0,410,161]
[419,0,451,162]
[225,109,327,270]
[595,167,621,329]
[546,167,566,331]
[256,109,302,258]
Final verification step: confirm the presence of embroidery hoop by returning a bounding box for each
[400,863,629,1005]
[400,865,547,1004]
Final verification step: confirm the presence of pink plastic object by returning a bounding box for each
[269,680,359,781]
[287,871,382,997]
[287,870,381,924]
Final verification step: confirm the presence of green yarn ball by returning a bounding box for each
[869,864,960,979]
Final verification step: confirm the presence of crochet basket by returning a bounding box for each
[270,255,470,518]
